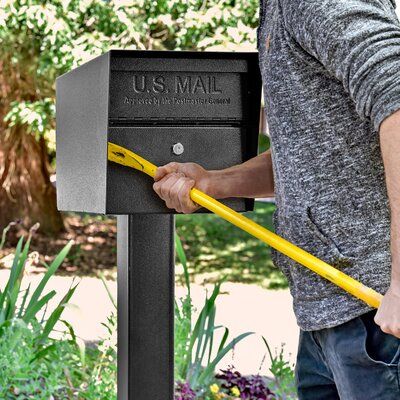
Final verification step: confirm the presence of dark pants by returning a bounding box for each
[295,310,400,400]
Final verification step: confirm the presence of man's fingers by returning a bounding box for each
[169,177,188,212]
[153,172,197,213]
[374,306,400,338]
[154,162,181,181]
[159,174,178,200]
[153,175,169,198]
[376,319,400,337]
[153,173,178,199]
[178,179,197,213]
[159,173,183,199]
[153,172,188,211]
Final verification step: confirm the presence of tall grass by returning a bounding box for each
[0,223,76,348]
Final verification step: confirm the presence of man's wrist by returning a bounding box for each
[390,265,400,294]
[390,221,400,291]
[391,273,400,286]
[204,170,233,199]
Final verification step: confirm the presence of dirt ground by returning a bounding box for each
[0,214,117,278]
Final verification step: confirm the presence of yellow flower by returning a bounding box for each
[231,386,240,397]
[210,384,220,394]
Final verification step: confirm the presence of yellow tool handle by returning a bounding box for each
[108,142,383,308]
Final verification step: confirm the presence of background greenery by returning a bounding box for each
[176,202,285,289]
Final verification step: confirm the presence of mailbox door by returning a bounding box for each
[106,126,251,214]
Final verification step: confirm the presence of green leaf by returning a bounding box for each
[0,221,15,250]
[22,290,56,323]
[200,305,216,364]
[0,236,23,312]
[99,272,116,309]
[17,283,31,318]
[39,282,78,343]
[5,236,31,320]
[262,336,274,362]
[8,237,27,287]
[25,241,72,315]
[198,332,254,386]
[61,319,77,343]
[30,343,58,363]
[217,327,229,355]
[175,233,190,294]
[187,282,223,385]
[193,299,209,366]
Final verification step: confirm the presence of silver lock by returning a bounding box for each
[172,142,184,156]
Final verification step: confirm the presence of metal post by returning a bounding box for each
[117,214,175,400]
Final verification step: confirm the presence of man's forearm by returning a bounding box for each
[206,150,275,199]
[380,109,400,287]
[374,109,400,338]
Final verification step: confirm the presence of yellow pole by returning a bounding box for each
[108,142,383,308]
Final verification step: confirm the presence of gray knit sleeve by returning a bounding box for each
[280,0,400,131]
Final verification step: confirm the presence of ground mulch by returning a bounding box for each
[0,214,117,278]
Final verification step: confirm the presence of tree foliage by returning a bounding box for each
[1,0,259,152]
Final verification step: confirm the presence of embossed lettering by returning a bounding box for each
[131,74,223,96]
[174,75,222,94]
[175,76,190,94]
[210,76,222,94]
[193,76,207,93]
[133,75,146,93]
[153,76,166,93]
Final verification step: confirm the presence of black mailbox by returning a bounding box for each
[56,49,262,400]
[56,50,261,214]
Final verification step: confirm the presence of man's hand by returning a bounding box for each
[375,108,400,338]
[153,151,275,213]
[153,162,211,214]
[375,283,400,339]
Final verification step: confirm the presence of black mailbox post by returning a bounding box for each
[56,50,261,400]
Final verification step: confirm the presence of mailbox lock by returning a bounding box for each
[172,142,184,156]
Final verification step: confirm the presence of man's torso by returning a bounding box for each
[257,0,393,330]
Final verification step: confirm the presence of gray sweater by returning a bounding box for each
[257,0,400,331]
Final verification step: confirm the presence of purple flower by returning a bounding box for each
[175,381,197,400]
[216,366,276,400]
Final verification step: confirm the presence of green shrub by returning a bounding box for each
[263,338,297,399]
[0,320,78,399]
[0,313,117,399]
[80,275,117,399]
[0,225,81,397]
[175,235,253,395]
[79,313,117,400]
[0,224,76,346]
[0,226,293,399]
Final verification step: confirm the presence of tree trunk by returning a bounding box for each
[0,125,64,234]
